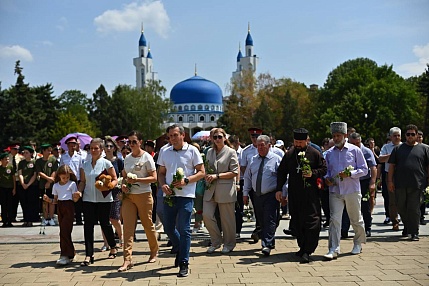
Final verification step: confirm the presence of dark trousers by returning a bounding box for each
[0,187,14,224]
[381,169,390,218]
[235,179,244,234]
[18,184,40,222]
[82,201,116,257]
[58,200,75,257]
[249,188,261,234]
[395,188,421,235]
[420,202,426,220]
[253,191,278,249]
[11,183,20,221]
[342,179,372,232]
[74,197,83,223]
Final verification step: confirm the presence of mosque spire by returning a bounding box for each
[141,22,144,33]
[194,63,197,76]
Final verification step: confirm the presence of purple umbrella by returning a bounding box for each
[60,132,93,151]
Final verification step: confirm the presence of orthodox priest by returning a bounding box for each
[276,128,327,263]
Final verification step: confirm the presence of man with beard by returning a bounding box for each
[324,122,368,260]
[276,128,327,263]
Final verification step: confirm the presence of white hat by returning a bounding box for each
[275,140,284,147]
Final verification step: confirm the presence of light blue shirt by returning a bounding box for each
[240,144,258,168]
[380,142,402,172]
[81,158,113,203]
[243,151,282,196]
[325,142,368,195]
[360,144,377,180]
[59,151,83,180]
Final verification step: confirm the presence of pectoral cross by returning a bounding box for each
[296,165,301,173]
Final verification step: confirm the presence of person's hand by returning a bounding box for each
[338,171,349,179]
[22,183,28,190]
[205,174,216,184]
[121,184,130,193]
[369,182,376,192]
[43,194,51,203]
[325,177,334,186]
[281,196,288,207]
[275,191,283,202]
[387,181,395,192]
[172,179,185,188]
[72,191,81,202]
[162,184,173,195]
[243,195,249,205]
[302,170,312,178]
[127,178,137,184]
[44,181,51,189]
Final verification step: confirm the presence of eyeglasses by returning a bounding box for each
[406,133,416,137]
[251,134,260,138]
[119,140,127,143]
[129,140,139,145]
[105,145,114,149]
[213,135,223,140]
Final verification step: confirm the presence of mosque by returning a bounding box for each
[133,25,259,136]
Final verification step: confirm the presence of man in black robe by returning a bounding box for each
[276,128,327,263]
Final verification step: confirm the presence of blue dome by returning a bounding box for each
[147,50,152,59]
[170,76,223,105]
[237,50,243,62]
[139,33,147,47]
[245,32,253,46]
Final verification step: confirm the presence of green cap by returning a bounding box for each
[40,143,52,150]
[0,153,9,160]
[22,146,35,153]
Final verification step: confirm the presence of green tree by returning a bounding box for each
[88,84,113,136]
[50,112,97,142]
[418,64,429,142]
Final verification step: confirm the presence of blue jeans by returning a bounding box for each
[163,196,194,264]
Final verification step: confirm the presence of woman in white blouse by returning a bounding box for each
[77,138,118,266]
[117,131,158,272]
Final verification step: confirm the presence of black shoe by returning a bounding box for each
[1,223,7,228]
[262,247,271,256]
[295,249,304,257]
[383,217,390,224]
[174,252,179,267]
[177,262,189,277]
[301,253,311,263]
[76,221,83,225]
[323,221,329,228]
[365,230,371,237]
[341,231,349,239]
[167,240,173,247]
[251,232,259,243]
[402,229,408,237]
[410,234,419,241]
[282,229,295,237]
[420,219,427,225]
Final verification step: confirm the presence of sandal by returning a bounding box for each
[148,253,158,263]
[80,256,94,266]
[118,261,134,272]
[108,250,118,259]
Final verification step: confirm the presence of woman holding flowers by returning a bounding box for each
[117,130,158,272]
[203,128,239,254]
[77,138,118,266]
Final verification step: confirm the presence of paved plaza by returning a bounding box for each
[0,195,428,285]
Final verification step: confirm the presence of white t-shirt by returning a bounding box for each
[123,151,156,194]
[52,180,78,201]
[157,143,203,198]
[81,158,114,203]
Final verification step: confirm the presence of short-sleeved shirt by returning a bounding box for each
[124,152,156,194]
[81,157,114,203]
[388,143,429,189]
[59,151,83,180]
[157,143,203,198]
[35,156,59,190]
[18,159,37,185]
[0,165,15,188]
[380,142,402,172]
[360,145,377,180]
[240,144,258,168]
[52,180,78,201]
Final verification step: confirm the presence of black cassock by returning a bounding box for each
[277,145,327,254]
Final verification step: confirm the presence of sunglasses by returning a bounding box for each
[105,144,114,149]
[129,140,139,145]
[406,133,416,137]
[251,134,260,138]
[213,135,223,140]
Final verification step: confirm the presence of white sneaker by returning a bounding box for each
[48,219,56,226]
[221,246,233,254]
[206,245,220,254]
[41,219,48,226]
[323,251,338,260]
[56,256,70,265]
[351,244,362,255]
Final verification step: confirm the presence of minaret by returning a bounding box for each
[133,24,157,88]
[232,23,259,82]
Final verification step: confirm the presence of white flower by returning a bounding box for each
[425,186,429,195]
[117,177,123,186]
[127,173,137,180]
[176,167,184,176]
[298,151,305,156]
[346,165,354,172]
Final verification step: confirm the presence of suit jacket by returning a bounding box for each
[204,146,239,203]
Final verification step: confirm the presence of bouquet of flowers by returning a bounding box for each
[118,172,138,200]
[298,151,312,187]
[165,167,185,207]
[202,153,215,190]
[424,186,429,204]
[362,191,371,202]
[333,165,354,182]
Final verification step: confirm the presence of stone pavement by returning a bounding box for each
[0,195,428,285]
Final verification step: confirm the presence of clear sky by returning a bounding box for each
[1,0,428,98]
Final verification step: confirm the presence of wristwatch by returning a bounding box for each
[184,178,189,185]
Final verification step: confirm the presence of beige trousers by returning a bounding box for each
[203,199,236,249]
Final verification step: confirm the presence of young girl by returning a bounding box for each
[44,165,80,265]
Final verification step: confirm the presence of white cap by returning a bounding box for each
[275,140,284,147]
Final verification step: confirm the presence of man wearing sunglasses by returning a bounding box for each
[387,124,429,241]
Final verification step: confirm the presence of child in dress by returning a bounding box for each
[44,165,80,265]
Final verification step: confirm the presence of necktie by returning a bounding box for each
[256,156,265,196]
[12,156,17,172]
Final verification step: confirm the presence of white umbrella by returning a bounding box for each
[191,131,211,141]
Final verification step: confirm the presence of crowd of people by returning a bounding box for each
[0,122,428,277]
